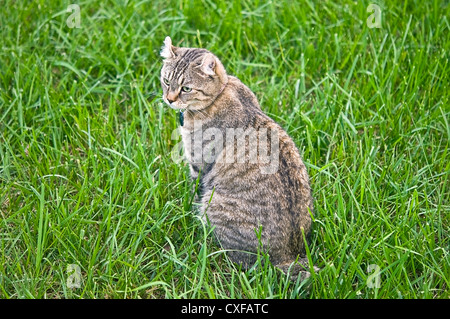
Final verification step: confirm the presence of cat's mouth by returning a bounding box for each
[166,100,187,112]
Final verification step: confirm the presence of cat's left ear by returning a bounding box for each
[160,36,176,59]
[196,53,226,79]
[196,54,216,76]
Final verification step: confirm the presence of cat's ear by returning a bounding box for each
[195,53,226,78]
[160,36,176,60]
[196,54,216,76]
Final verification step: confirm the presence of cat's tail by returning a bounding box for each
[275,258,320,282]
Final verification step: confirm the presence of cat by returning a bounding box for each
[160,36,318,281]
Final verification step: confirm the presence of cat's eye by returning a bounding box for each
[163,78,170,86]
[181,86,192,93]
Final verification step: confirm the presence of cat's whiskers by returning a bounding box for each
[196,108,208,121]
[184,107,207,122]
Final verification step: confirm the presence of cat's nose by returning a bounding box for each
[167,92,177,104]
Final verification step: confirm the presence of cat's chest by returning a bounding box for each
[180,125,202,164]
[180,122,223,165]
[179,126,192,147]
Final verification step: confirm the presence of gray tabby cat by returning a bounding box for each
[160,36,317,280]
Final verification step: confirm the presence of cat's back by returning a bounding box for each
[209,74,311,201]
[225,75,262,111]
[198,75,313,264]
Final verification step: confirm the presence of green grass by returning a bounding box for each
[0,0,449,299]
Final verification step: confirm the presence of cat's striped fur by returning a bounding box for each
[160,36,317,280]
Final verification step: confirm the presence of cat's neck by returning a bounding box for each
[183,79,230,127]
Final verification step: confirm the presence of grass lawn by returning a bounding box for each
[0,0,449,298]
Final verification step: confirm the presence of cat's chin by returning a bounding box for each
[166,103,187,111]
[168,105,182,110]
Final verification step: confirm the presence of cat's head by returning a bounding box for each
[160,36,228,111]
